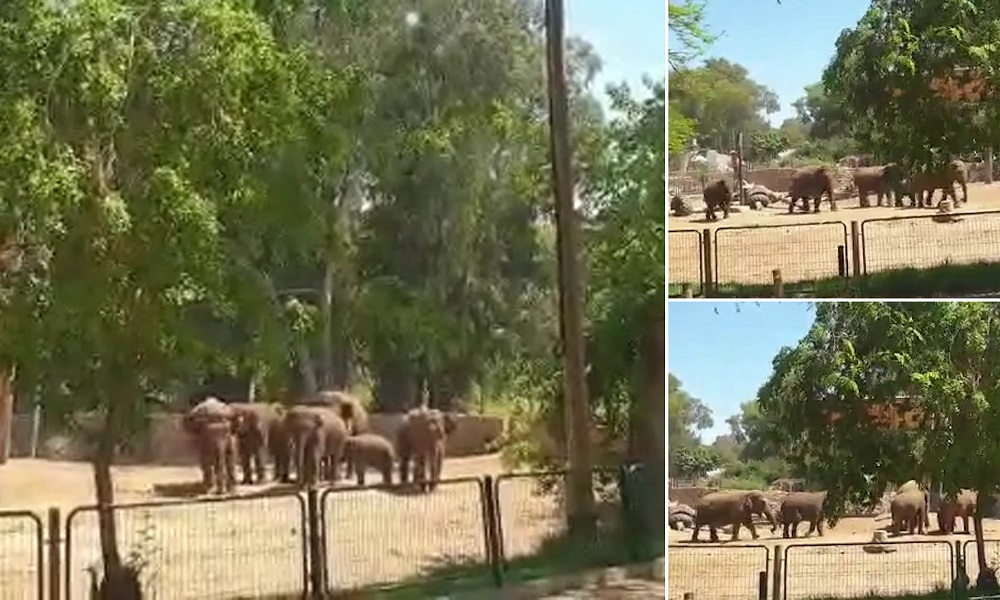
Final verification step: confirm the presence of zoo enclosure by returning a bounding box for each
[669,539,1000,600]
[668,210,1000,297]
[0,465,652,600]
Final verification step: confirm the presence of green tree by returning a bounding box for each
[757,302,1000,582]
[667,0,716,70]
[670,59,780,149]
[823,0,999,168]
[668,374,712,452]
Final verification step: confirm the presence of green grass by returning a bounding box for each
[670,260,1000,299]
[347,529,663,600]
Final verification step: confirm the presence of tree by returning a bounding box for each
[669,59,780,150]
[667,1,716,71]
[0,1,343,593]
[756,302,1000,586]
[667,374,712,451]
[823,0,1000,168]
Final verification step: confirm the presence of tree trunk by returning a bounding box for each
[974,487,997,590]
[374,361,418,413]
[93,398,123,590]
[0,365,15,464]
[320,260,335,390]
[639,320,666,534]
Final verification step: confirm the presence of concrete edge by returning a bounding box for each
[493,557,665,600]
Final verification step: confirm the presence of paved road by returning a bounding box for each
[540,578,665,599]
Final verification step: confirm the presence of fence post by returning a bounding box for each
[682,284,693,298]
[850,221,863,277]
[701,229,714,296]
[772,269,784,298]
[758,570,768,600]
[48,508,60,600]
[481,476,504,588]
[305,489,326,599]
[771,544,783,600]
[954,539,969,598]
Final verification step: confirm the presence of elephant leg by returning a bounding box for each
[198,445,213,492]
[816,517,825,536]
[708,525,719,543]
[238,441,253,485]
[399,453,410,485]
[743,519,757,540]
[355,456,366,486]
[690,523,700,542]
[381,457,393,485]
[782,521,790,539]
[223,437,237,493]
[329,443,343,483]
[414,454,428,492]
[252,445,266,485]
[791,520,799,538]
[963,514,971,535]
[430,445,444,491]
[211,443,226,495]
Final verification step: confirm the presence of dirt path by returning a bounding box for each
[668,182,1000,286]
[0,455,566,599]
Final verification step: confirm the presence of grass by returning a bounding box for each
[669,260,1000,299]
[348,528,664,600]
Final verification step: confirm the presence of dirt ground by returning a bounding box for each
[668,182,1000,287]
[0,454,568,599]
[668,514,1000,600]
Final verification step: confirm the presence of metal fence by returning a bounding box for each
[668,210,1000,296]
[319,477,493,594]
[714,221,849,287]
[668,544,768,600]
[0,511,44,600]
[668,230,703,296]
[783,541,954,599]
[5,466,652,599]
[861,209,1000,275]
[64,492,308,600]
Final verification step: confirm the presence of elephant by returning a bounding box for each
[343,433,396,486]
[284,405,349,489]
[897,479,931,529]
[908,160,968,207]
[779,491,828,539]
[181,397,237,495]
[787,166,836,213]
[938,489,977,535]
[702,179,733,221]
[854,164,906,208]
[397,406,458,492]
[307,389,370,436]
[890,488,927,535]
[691,490,777,542]
[229,402,287,485]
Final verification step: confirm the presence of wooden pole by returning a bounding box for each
[0,365,14,464]
[682,284,693,298]
[544,0,596,534]
[772,269,784,298]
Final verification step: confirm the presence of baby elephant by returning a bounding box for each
[343,433,395,486]
[779,491,828,538]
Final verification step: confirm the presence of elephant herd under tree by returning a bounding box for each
[687,480,978,543]
[181,390,458,495]
[699,160,969,221]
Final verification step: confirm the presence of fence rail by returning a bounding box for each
[0,466,653,599]
[0,510,44,600]
[669,209,1000,296]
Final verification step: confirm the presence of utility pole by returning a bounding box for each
[544,0,597,535]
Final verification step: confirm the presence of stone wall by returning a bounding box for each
[19,411,506,465]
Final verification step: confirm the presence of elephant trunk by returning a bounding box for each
[762,503,778,533]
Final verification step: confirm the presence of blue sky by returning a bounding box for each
[567,0,665,109]
[667,301,817,440]
[677,0,871,125]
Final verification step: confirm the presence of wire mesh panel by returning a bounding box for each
[962,539,1000,587]
[715,222,849,286]
[321,478,491,593]
[668,544,768,600]
[668,230,703,296]
[783,541,953,599]
[64,493,307,600]
[861,210,1000,274]
[0,511,43,600]
[493,470,621,564]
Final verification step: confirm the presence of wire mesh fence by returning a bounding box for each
[493,469,621,566]
[782,541,954,600]
[861,210,1000,275]
[64,493,307,600]
[668,544,768,600]
[320,478,492,593]
[714,222,850,287]
[0,511,44,600]
[668,230,703,296]
[962,540,1000,589]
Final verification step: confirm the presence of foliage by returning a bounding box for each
[668,0,716,70]
[672,445,720,478]
[822,0,1000,168]
[668,100,697,157]
[755,302,1000,570]
[667,374,713,450]
[669,58,780,150]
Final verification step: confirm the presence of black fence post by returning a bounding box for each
[758,570,768,600]
[481,476,504,588]
[48,508,60,600]
[305,489,326,599]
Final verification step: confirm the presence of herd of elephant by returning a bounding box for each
[688,481,978,543]
[701,160,969,221]
[181,390,457,495]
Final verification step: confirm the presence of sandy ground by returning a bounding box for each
[668,182,1000,287]
[668,515,1000,600]
[0,455,570,599]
